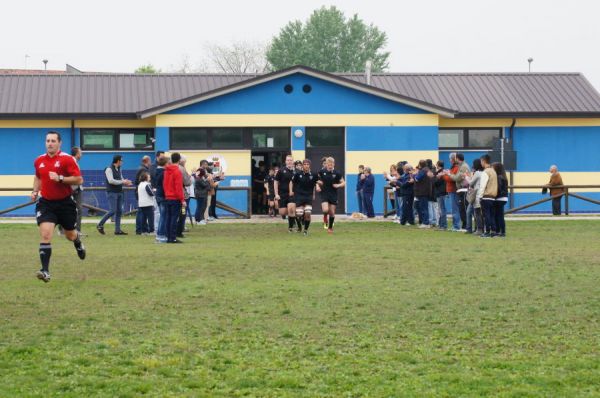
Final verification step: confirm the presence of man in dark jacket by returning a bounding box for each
[97,155,132,235]
[413,160,432,228]
[355,165,365,215]
[361,167,375,218]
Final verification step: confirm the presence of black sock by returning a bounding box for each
[304,218,311,231]
[282,214,286,220]
[39,243,51,272]
[73,238,82,250]
[288,217,295,229]
[328,216,335,229]
[296,217,302,229]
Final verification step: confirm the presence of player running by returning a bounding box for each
[32,131,86,283]
[274,155,300,232]
[290,159,318,235]
[264,165,278,217]
[317,157,346,234]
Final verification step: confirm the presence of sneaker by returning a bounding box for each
[323,222,328,230]
[199,220,207,225]
[480,233,492,238]
[473,230,483,236]
[36,270,51,283]
[77,232,88,238]
[327,228,333,234]
[208,217,215,222]
[303,230,308,236]
[464,229,473,234]
[288,228,294,233]
[450,228,461,232]
[296,228,302,233]
[457,229,467,233]
[76,242,86,260]
[167,239,184,244]
[114,231,128,235]
[418,224,430,229]
[96,225,105,235]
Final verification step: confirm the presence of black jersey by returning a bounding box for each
[318,169,343,192]
[292,171,318,196]
[265,175,275,194]
[275,167,295,195]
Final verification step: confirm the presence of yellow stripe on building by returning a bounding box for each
[345,151,439,174]
[179,150,251,176]
[156,114,439,127]
[439,118,514,128]
[439,117,600,128]
[0,175,34,196]
[291,150,305,161]
[75,118,156,128]
[511,172,600,192]
[0,120,71,128]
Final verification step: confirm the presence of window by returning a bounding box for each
[170,128,209,149]
[439,128,501,149]
[81,129,154,150]
[305,127,344,147]
[212,128,244,149]
[251,128,289,148]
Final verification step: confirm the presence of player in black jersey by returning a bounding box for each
[274,155,301,232]
[264,166,278,217]
[317,157,330,229]
[291,159,318,235]
[317,157,346,234]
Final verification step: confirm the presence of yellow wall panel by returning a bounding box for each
[0,120,71,128]
[291,150,305,161]
[0,175,34,196]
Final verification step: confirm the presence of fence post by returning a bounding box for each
[383,186,388,217]
[565,188,569,216]
[509,171,514,209]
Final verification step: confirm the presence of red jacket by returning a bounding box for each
[442,164,458,193]
[163,164,184,202]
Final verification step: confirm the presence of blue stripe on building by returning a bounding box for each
[347,126,438,151]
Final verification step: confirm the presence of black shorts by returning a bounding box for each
[295,195,313,207]
[36,197,78,231]
[267,194,275,201]
[320,191,338,205]
[278,193,291,207]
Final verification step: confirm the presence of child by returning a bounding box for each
[136,171,155,235]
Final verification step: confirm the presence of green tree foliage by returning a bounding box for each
[134,64,160,74]
[267,6,390,73]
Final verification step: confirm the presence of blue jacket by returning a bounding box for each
[356,173,364,192]
[154,167,165,202]
[362,174,375,194]
[399,174,414,196]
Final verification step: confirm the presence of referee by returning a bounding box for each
[32,131,86,283]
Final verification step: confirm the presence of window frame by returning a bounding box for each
[80,128,155,151]
[438,127,502,150]
[169,127,291,150]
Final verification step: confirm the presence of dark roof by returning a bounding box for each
[1,65,600,118]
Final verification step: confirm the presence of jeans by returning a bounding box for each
[428,201,437,226]
[138,206,154,233]
[552,196,562,215]
[437,195,447,229]
[481,199,496,234]
[394,189,402,217]
[494,200,506,234]
[363,191,375,217]
[356,190,364,214]
[457,191,467,229]
[466,202,474,232]
[209,187,218,217]
[416,196,430,225]
[157,200,167,238]
[401,195,414,225]
[195,196,207,221]
[99,191,124,232]
[448,192,461,230]
[135,202,144,234]
[165,200,182,242]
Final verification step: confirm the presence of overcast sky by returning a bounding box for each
[2,0,600,89]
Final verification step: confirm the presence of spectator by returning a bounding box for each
[96,155,132,235]
[134,155,152,235]
[355,165,365,216]
[163,152,185,244]
[383,164,399,219]
[208,165,225,221]
[149,151,165,184]
[361,167,375,218]
[449,153,470,230]
[413,160,432,228]
[175,154,192,238]
[154,155,168,243]
[193,168,210,225]
[433,160,448,230]
[546,165,565,215]
[465,159,484,235]
[477,154,498,238]
[399,164,415,225]
[493,162,508,237]
[442,153,461,231]
[136,171,154,235]
[135,155,151,185]
[426,159,437,227]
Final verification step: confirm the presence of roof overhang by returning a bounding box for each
[0,113,138,120]
[136,65,458,119]
[455,112,600,118]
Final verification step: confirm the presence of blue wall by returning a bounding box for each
[166,73,429,115]
[347,126,438,151]
[513,126,600,172]
[1,128,72,174]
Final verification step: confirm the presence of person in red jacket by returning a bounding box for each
[163,153,186,243]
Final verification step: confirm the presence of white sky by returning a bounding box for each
[2,0,600,89]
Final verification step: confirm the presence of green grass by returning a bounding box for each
[1,221,599,397]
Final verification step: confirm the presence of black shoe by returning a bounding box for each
[167,239,183,244]
[177,234,185,238]
[288,228,294,233]
[480,233,491,238]
[114,231,128,235]
[96,225,105,235]
[76,242,86,260]
[36,270,51,283]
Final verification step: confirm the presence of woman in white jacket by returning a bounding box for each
[465,159,484,235]
[136,171,155,235]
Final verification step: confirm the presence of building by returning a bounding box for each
[1,65,600,215]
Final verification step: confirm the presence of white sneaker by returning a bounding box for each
[199,220,207,225]
[419,224,431,229]
[208,217,215,221]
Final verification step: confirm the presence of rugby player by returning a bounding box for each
[274,155,299,232]
[32,131,86,283]
[290,159,318,235]
[317,157,346,234]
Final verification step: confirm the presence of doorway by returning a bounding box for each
[305,127,346,214]
[251,151,289,214]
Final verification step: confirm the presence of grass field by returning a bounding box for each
[1,221,599,397]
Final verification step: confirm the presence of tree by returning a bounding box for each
[205,41,269,74]
[267,6,390,73]
[134,64,160,74]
